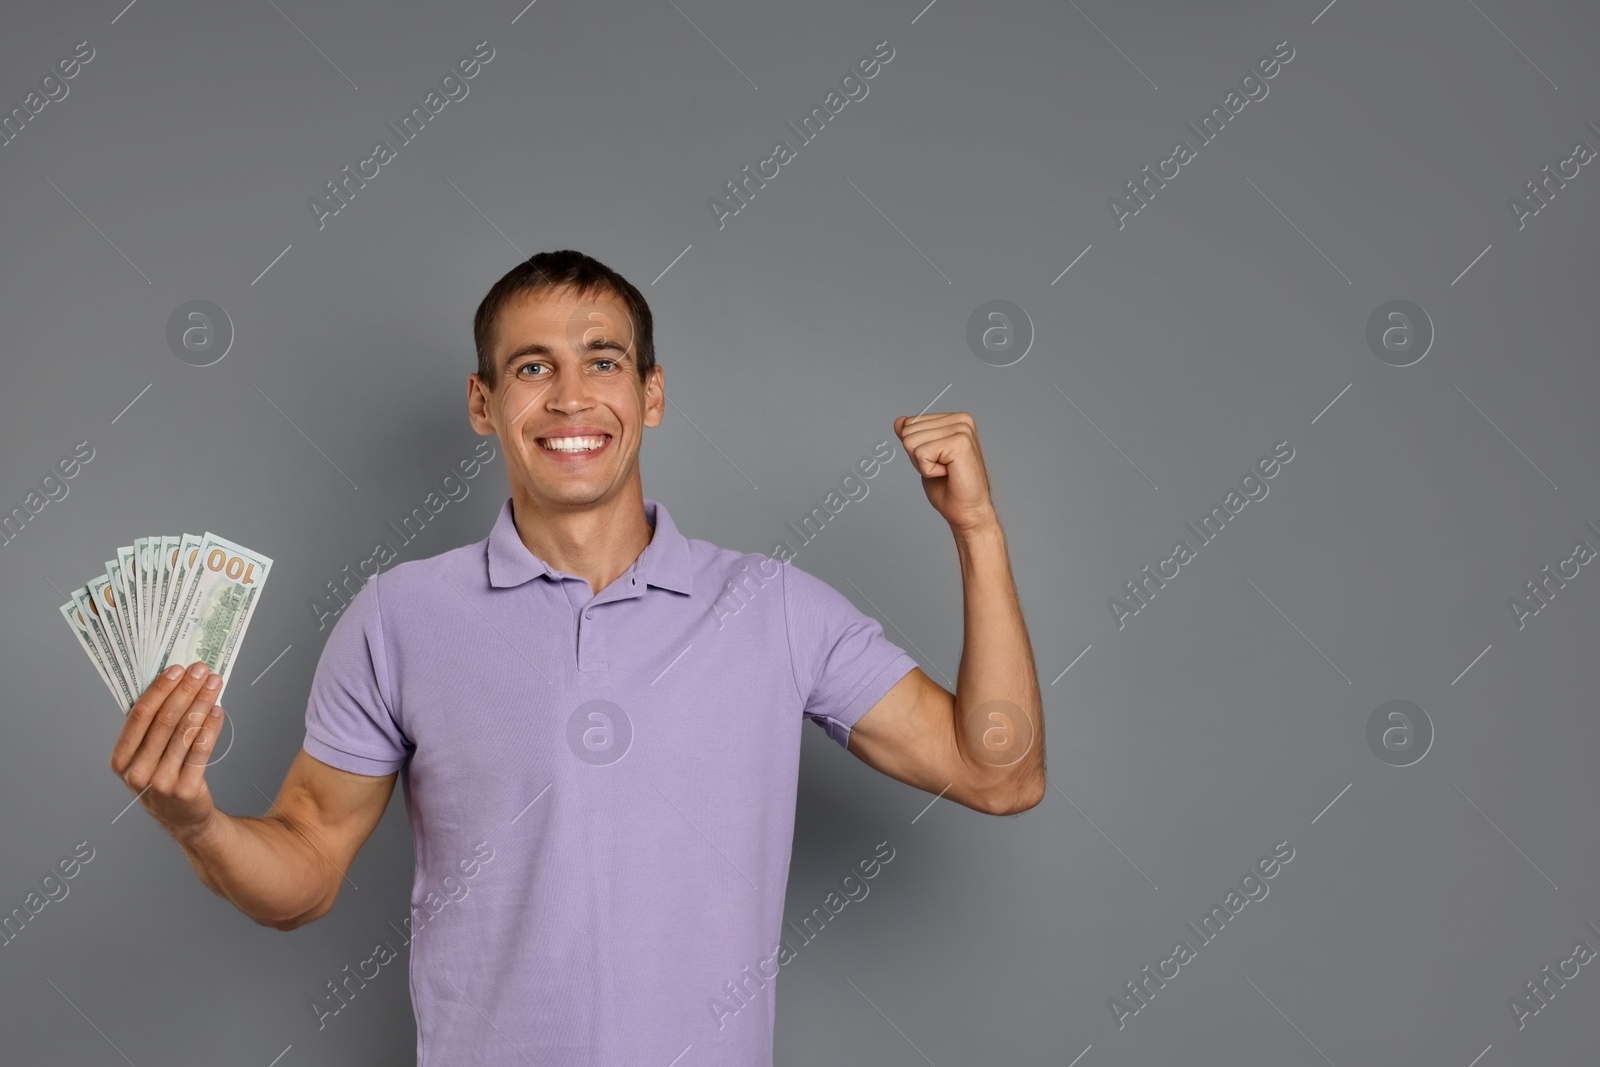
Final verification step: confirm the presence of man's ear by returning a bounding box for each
[467,373,497,435]
[643,365,665,429]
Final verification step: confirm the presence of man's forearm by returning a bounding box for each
[952,514,1046,811]
[175,811,334,930]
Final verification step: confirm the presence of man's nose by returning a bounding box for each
[546,368,594,412]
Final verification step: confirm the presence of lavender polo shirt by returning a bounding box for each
[302,496,918,1065]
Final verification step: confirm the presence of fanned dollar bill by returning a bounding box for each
[151,533,203,683]
[90,571,137,695]
[116,544,141,668]
[133,536,154,667]
[60,532,273,712]
[150,534,182,673]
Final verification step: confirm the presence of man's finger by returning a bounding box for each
[110,663,187,771]
[907,431,967,476]
[898,411,966,434]
[151,676,222,792]
[124,663,215,785]
[176,706,224,792]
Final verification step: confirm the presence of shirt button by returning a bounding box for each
[585,610,592,619]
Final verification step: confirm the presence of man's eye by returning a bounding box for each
[596,358,618,371]
[516,363,544,377]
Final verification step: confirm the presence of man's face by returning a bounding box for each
[468,285,663,514]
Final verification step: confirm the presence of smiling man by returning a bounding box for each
[107,249,1045,1066]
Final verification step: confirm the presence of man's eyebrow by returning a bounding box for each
[500,342,552,370]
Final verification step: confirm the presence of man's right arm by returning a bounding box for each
[177,748,396,930]
[110,662,396,931]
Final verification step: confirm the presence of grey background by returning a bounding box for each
[1,0,1596,1063]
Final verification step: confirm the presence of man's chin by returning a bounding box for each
[520,479,609,506]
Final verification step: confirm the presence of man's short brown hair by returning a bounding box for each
[473,249,656,388]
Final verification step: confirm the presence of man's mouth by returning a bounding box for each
[537,434,612,454]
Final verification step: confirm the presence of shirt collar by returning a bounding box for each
[485,496,694,595]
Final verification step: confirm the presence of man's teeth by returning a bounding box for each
[541,435,608,452]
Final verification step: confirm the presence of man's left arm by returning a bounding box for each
[846,412,1046,817]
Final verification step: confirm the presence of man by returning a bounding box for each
[109,249,1045,1065]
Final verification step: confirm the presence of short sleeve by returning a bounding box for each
[303,574,411,775]
[783,560,918,749]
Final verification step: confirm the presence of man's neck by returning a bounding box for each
[508,490,654,597]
